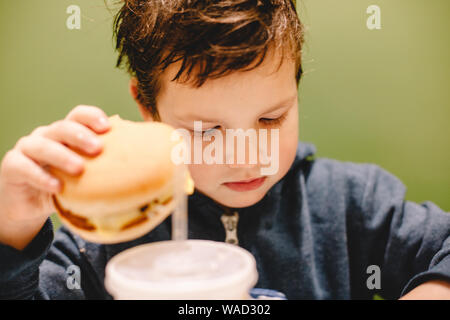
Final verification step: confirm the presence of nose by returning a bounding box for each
[225,134,259,169]
[227,162,257,169]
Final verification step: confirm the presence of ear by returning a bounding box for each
[129,77,154,121]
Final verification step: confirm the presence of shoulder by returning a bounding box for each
[288,141,406,209]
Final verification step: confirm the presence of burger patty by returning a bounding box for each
[52,195,96,231]
[52,194,174,232]
[120,214,148,230]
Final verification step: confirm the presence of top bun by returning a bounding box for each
[50,114,189,217]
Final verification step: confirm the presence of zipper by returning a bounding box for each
[220,209,239,245]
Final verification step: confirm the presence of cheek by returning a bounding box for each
[187,163,222,190]
[278,108,299,172]
[278,136,298,173]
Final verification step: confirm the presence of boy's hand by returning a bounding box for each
[0,105,111,250]
[399,280,450,300]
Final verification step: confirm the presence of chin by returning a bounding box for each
[214,188,269,209]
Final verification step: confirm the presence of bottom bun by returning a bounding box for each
[55,196,176,244]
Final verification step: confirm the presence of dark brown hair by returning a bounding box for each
[112,0,304,120]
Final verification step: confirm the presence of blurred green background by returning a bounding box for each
[0,0,448,231]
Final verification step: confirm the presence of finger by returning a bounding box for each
[3,149,61,193]
[65,105,110,133]
[43,120,103,155]
[17,135,85,176]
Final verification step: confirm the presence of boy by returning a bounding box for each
[0,0,449,299]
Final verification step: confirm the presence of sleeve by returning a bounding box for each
[0,218,108,300]
[349,164,450,299]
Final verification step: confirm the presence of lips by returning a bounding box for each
[223,176,267,192]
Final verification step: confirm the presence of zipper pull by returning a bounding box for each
[220,210,239,245]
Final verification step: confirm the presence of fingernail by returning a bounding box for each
[97,117,109,128]
[49,179,60,189]
[87,137,101,150]
[70,157,84,169]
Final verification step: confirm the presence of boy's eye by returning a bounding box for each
[203,126,219,135]
[191,125,221,135]
[259,113,287,126]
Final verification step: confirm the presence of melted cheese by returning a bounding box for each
[185,173,195,195]
[91,208,143,232]
[90,191,174,233]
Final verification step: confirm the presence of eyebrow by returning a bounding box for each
[263,94,297,114]
[183,94,297,122]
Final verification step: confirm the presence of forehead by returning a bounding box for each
[156,49,297,120]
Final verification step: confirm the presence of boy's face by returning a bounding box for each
[133,49,299,208]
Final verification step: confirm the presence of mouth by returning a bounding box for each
[223,176,267,192]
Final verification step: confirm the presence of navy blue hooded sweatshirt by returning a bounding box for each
[0,141,449,299]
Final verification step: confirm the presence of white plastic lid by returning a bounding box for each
[104,240,258,299]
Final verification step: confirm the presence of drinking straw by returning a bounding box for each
[171,163,188,241]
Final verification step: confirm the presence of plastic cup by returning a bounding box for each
[104,240,258,300]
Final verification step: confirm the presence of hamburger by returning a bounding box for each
[50,114,194,244]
